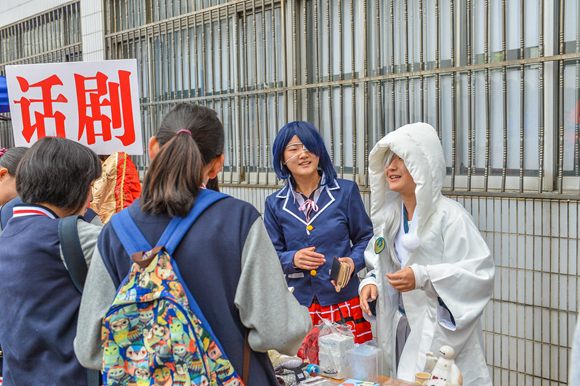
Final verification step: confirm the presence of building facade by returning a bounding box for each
[1,1,580,384]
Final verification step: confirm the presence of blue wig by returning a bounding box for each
[272,121,336,185]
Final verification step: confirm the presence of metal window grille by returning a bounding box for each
[0,1,83,148]
[103,2,580,385]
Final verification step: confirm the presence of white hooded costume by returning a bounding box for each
[359,123,494,385]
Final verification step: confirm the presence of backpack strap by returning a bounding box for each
[58,215,88,293]
[58,215,101,386]
[156,189,228,254]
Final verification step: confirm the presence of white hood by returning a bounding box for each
[368,122,446,229]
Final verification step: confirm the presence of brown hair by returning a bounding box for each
[140,103,224,217]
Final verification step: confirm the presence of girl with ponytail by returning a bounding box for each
[75,103,311,385]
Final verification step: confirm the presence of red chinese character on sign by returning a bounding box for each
[14,75,68,142]
[74,70,136,146]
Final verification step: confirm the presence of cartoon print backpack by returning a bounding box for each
[103,189,245,386]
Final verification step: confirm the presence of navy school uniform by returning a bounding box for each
[0,204,88,386]
[264,178,374,308]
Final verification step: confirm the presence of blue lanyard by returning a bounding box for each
[403,205,409,234]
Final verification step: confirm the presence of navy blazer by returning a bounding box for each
[264,178,373,307]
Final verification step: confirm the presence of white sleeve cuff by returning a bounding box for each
[410,264,438,296]
[359,275,377,295]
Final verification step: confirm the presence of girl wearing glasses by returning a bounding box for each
[264,121,374,344]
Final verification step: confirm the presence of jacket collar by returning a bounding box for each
[277,176,341,226]
[275,174,340,199]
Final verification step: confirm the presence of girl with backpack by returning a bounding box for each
[263,121,374,344]
[0,137,102,386]
[75,103,312,385]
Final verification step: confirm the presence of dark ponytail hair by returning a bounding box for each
[141,103,224,217]
[0,147,28,176]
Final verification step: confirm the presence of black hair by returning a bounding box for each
[16,137,101,214]
[141,103,224,217]
[0,147,28,176]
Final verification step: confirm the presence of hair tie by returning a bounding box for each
[0,148,6,157]
[176,129,192,137]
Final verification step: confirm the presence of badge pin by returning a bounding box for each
[374,237,386,254]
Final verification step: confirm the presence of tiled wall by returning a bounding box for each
[223,186,578,385]
[0,0,105,62]
[0,0,71,27]
[79,0,104,61]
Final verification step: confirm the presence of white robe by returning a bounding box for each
[359,123,495,385]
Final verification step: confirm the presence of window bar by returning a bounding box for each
[210,11,216,98]
[146,23,155,172]
[172,21,178,101]
[303,0,308,115]
[180,18,185,100]
[363,0,369,187]
[125,0,129,31]
[390,0,395,133]
[466,0,472,191]
[351,0,357,180]
[451,0,456,191]
[281,0,288,124]
[234,11,242,184]
[517,1,526,193]
[557,0,564,194]
[315,0,321,132]
[201,14,207,100]
[193,14,199,98]
[405,0,410,125]
[484,0,490,192]
[243,7,251,184]
[227,9,234,184]
[137,0,142,29]
[186,12,191,99]
[253,2,262,185]
[538,0,544,193]
[339,0,344,178]
[292,1,298,117]
[577,1,580,180]
[165,21,171,102]
[376,0,383,138]
[262,5,269,186]
[327,0,335,166]
[435,0,441,138]
[272,0,279,143]
[501,0,507,192]
[156,0,160,23]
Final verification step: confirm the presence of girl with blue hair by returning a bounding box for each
[264,121,374,344]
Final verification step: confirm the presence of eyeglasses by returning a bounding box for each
[284,142,310,165]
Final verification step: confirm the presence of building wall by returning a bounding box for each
[1,0,580,385]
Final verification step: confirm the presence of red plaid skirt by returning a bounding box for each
[308,296,373,344]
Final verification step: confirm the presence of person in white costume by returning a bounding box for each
[358,122,495,385]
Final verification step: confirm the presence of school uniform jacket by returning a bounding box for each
[0,203,101,386]
[264,178,373,308]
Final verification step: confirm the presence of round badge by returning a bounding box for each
[374,237,386,254]
[307,225,313,231]
[310,270,317,276]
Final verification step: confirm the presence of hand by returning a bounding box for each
[360,284,377,317]
[386,267,416,292]
[293,247,325,270]
[330,257,356,290]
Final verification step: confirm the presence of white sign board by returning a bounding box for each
[6,59,143,155]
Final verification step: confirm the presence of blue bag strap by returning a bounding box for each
[156,189,227,254]
[110,208,153,257]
